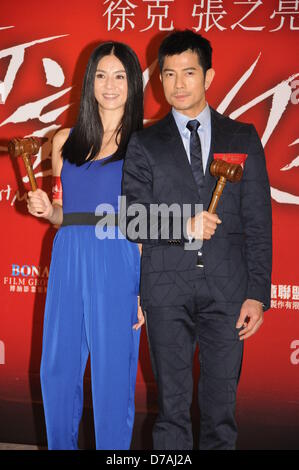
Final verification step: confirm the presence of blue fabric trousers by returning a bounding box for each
[40,226,140,450]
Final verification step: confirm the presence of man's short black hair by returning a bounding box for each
[158,29,212,75]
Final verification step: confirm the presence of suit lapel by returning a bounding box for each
[202,107,229,209]
[158,108,230,208]
[159,112,200,199]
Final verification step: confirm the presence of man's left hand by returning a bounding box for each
[236,299,264,341]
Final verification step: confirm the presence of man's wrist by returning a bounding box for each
[186,216,195,239]
[245,298,265,309]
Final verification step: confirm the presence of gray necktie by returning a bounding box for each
[186,119,204,190]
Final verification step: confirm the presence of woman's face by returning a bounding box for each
[94,54,128,113]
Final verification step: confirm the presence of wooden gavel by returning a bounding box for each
[8,137,43,191]
[195,159,243,268]
[208,159,243,213]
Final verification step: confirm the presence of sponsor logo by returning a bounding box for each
[271,284,299,311]
[3,264,49,294]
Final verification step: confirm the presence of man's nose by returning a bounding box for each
[174,75,184,88]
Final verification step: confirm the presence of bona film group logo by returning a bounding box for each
[3,264,49,294]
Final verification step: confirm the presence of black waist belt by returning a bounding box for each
[61,212,119,227]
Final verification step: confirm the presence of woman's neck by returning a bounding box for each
[95,108,124,159]
[99,107,123,134]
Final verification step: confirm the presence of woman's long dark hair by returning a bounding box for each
[62,42,143,165]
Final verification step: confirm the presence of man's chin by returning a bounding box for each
[169,100,206,115]
[170,102,191,111]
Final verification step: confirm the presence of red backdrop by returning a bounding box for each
[0,0,298,449]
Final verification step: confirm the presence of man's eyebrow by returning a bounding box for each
[182,67,197,71]
[162,67,198,72]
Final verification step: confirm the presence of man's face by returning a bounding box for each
[160,50,215,117]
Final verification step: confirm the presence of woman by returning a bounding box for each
[27,41,144,450]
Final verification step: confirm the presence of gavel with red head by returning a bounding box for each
[8,137,43,191]
[208,159,243,213]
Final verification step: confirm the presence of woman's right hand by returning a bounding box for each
[27,189,54,220]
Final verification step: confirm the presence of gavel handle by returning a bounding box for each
[208,176,227,214]
[196,174,227,268]
[22,154,37,191]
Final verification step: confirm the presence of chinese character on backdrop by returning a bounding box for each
[270,0,299,31]
[192,0,227,32]
[103,0,137,32]
[140,0,174,32]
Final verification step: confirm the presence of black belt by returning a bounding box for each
[61,212,119,227]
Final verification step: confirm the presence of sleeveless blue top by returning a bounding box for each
[61,155,123,214]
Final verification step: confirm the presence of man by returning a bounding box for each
[121,30,272,450]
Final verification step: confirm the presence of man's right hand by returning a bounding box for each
[186,211,221,240]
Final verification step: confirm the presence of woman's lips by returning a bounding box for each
[103,94,119,99]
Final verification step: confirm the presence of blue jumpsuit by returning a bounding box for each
[40,155,141,450]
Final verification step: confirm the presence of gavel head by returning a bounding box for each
[210,159,243,183]
[8,137,42,158]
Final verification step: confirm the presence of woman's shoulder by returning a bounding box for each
[52,128,72,172]
[52,127,72,148]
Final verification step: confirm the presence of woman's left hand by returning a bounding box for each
[133,296,145,330]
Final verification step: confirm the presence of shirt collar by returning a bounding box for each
[172,103,211,134]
